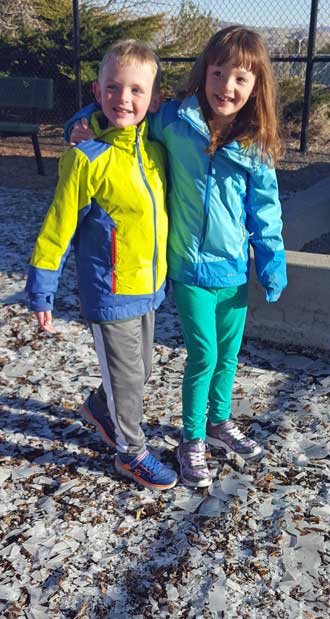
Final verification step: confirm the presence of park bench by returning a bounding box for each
[0,77,54,176]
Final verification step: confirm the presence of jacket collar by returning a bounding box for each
[178,95,258,168]
[90,111,149,149]
[178,95,210,141]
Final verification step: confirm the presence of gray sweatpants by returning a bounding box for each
[91,311,155,455]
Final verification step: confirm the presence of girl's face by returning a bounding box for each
[205,61,256,127]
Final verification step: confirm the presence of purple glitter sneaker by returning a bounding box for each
[177,439,212,488]
[206,419,262,459]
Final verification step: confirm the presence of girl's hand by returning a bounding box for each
[148,92,164,113]
[70,118,96,145]
[34,310,57,334]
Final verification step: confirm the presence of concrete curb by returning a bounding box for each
[246,250,330,352]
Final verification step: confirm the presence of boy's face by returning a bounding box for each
[94,55,156,128]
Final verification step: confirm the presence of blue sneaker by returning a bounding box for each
[115,450,177,490]
[79,391,116,448]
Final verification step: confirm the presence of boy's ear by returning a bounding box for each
[148,91,163,113]
[92,80,101,103]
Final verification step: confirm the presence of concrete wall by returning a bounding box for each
[245,177,330,352]
[246,251,330,352]
[282,176,330,251]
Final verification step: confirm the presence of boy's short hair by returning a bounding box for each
[98,39,161,91]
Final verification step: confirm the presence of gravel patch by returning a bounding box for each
[0,187,329,619]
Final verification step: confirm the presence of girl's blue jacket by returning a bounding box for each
[65,95,287,302]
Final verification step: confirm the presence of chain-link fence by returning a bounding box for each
[1,0,330,148]
[103,0,330,56]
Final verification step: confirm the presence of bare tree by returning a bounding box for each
[100,0,158,11]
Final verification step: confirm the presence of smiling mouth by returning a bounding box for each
[113,107,133,114]
[215,95,234,103]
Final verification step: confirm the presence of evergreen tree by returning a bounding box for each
[0,0,166,115]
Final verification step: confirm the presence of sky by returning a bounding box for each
[199,0,330,29]
[100,0,330,31]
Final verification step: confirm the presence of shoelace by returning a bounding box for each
[142,452,161,472]
[226,424,247,441]
[187,447,207,468]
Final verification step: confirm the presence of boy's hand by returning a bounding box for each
[34,311,57,334]
[70,117,96,145]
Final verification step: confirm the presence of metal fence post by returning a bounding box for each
[300,0,319,152]
[73,0,82,110]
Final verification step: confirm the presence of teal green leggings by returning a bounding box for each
[172,281,248,441]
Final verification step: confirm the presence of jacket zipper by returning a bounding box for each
[182,103,247,265]
[198,157,213,256]
[136,127,157,294]
[199,157,246,263]
[239,207,246,261]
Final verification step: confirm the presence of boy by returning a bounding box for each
[26,40,177,491]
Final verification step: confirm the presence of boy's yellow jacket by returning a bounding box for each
[26,112,168,321]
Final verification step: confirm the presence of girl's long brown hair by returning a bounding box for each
[177,25,282,164]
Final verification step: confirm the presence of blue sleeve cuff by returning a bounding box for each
[27,292,54,312]
[265,288,282,303]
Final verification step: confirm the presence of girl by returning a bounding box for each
[67,26,287,488]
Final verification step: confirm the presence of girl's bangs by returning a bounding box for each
[207,42,258,73]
